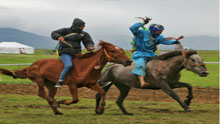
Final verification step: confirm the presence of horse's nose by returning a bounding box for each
[125,60,132,66]
[201,71,209,77]
[204,71,209,75]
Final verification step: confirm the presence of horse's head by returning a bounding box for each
[183,49,209,77]
[98,40,132,66]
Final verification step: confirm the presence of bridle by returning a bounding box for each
[176,37,205,70]
[95,48,115,69]
[103,49,114,61]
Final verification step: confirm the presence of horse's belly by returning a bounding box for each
[40,61,64,82]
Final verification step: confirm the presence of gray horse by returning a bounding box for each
[95,49,209,115]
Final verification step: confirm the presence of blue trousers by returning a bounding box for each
[59,54,74,80]
[132,56,147,76]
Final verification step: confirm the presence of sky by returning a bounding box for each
[0,0,219,41]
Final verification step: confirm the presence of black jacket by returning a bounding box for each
[51,28,94,56]
[51,19,94,56]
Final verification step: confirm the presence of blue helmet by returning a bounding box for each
[149,24,164,31]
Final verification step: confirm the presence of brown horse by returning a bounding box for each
[0,41,132,115]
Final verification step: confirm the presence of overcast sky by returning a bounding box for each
[0,0,219,40]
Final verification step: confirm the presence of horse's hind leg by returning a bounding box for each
[31,77,60,115]
[95,81,113,113]
[114,82,132,115]
[171,82,193,106]
[44,81,63,115]
[90,83,105,114]
[58,84,79,105]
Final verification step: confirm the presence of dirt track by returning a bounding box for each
[0,84,218,104]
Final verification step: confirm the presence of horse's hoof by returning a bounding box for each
[55,112,63,115]
[52,101,60,108]
[95,109,104,114]
[184,107,192,112]
[124,112,134,116]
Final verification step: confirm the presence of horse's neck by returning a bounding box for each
[93,48,108,67]
[167,55,185,74]
[76,48,107,71]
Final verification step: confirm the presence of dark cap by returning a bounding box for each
[71,18,85,27]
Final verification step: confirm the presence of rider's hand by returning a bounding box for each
[58,37,64,42]
[87,46,95,51]
[143,17,152,24]
[174,40,181,44]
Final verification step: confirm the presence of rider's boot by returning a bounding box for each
[55,79,63,88]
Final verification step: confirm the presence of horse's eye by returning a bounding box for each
[111,50,116,53]
[191,59,195,62]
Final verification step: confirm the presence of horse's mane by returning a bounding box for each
[75,40,112,59]
[75,51,98,59]
[153,49,198,60]
[98,40,114,48]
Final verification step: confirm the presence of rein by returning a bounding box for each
[176,36,185,57]
[175,36,187,68]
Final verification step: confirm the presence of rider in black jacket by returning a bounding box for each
[51,18,95,87]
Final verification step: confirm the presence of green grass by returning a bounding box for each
[0,49,57,64]
[0,50,219,123]
[0,50,219,87]
[0,94,218,124]
[180,64,219,87]
[197,50,219,62]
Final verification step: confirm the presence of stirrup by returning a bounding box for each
[55,81,63,88]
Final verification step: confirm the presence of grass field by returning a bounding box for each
[0,49,219,124]
[0,49,219,87]
[0,94,218,124]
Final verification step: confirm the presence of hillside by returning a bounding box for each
[0,28,56,49]
[0,28,218,50]
[93,34,219,50]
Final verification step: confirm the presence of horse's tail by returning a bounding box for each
[98,80,113,88]
[0,67,28,79]
[98,65,115,88]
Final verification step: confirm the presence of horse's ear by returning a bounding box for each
[98,40,112,48]
[185,49,197,58]
[99,40,104,44]
[98,40,105,48]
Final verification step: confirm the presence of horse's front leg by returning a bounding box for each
[171,82,193,106]
[58,84,79,105]
[160,82,192,112]
[90,83,105,114]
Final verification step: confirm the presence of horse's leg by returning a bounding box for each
[90,83,105,114]
[171,82,193,106]
[31,77,61,114]
[114,82,132,115]
[95,81,113,113]
[58,84,78,105]
[160,82,191,112]
[44,81,63,115]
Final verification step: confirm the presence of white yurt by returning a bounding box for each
[0,42,34,54]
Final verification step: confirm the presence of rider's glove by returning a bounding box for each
[174,40,181,44]
[143,17,152,24]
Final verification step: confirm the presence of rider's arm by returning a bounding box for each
[51,28,68,40]
[156,35,176,45]
[82,32,95,51]
[129,22,145,37]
